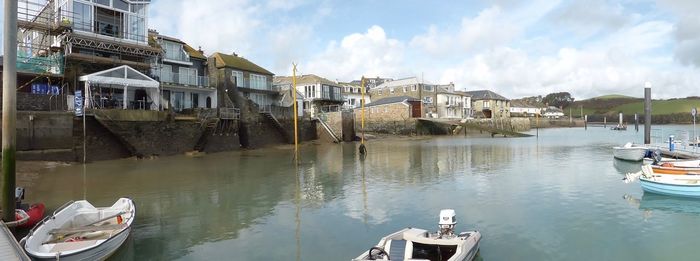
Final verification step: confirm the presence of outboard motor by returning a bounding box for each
[15,187,25,209]
[438,209,457,239]
[652,149,662,165]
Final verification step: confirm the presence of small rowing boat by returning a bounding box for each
[22,198,135,260]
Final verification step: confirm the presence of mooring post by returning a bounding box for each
[634,114,639,132]
[2,0,18,222]
[604,117,607,128]
[644,83,652,144]
[584,115,587,130]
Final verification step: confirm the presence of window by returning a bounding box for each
[114,0,129,11]
[231,71,244,87]
[412,85,417,91]
[192,93,199,108]
[250,74,268,90]
[179,67,197,85]
[164,41,187,62]
[73,1,92,32]
[322,85,331,99]
[423,85,434,92]
[423,96,433,104]
[390,88,395,94]
[378,90,382,96]
[403,86,407,92]
[94,0,110,6]
[128,15,145,41]
[484,101,490,108]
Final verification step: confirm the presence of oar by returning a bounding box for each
[43,211,127,244]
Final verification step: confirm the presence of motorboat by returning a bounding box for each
[22,198,135,260]
[626,165,700,198]
[352,209,481,261]
[15,187,46,229]
[612,142,647,161]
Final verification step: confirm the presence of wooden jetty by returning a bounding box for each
[0,221,30,261]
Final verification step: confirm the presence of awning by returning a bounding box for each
[79,65,159,88]
[79,65,160,110]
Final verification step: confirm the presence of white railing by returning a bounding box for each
[158,72,210,87]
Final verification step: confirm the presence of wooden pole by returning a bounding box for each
[644,86,652,144]
[359,77,367,155]
[2,0,19,222]
[292,63,299,162]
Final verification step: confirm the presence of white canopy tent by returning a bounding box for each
[79,65,160,110]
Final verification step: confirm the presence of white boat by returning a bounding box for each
[353,209,481,261]
[613,142,647,161]
[22,198,135,260]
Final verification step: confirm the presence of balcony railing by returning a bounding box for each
[164,51,190,63]
[157,72,210,87]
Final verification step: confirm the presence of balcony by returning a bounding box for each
[158,72,210,88]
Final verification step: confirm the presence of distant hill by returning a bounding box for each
[587,94,638,100]
[566,96,700,117]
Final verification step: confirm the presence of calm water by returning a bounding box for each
[24,126,700,260]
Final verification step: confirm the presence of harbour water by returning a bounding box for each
[23,126,700,260]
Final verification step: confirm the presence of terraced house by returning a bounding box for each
[209,52,275,111]
[273,74,344,117]
[465,90,510,119]
[150,31,216,111]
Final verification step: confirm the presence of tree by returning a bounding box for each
[543,92,575,108]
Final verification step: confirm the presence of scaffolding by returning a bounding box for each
[16,0,66,76]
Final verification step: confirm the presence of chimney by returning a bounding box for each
[232,52,238,57]
[198,46,204,55]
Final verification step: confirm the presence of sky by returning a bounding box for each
[3,0,700,99]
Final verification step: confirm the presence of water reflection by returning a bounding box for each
[613,159,642,175]
[623,193,700,219]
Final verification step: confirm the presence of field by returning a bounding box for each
[566,96,700,116]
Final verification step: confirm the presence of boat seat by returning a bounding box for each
[388,239,407,261]
[50,240,98,253]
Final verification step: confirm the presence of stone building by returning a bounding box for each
[369,77,439,118]
[208,52,276,111]
[354,96,422,134]
[465,90,510,119]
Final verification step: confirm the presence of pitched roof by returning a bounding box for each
[454,91,473,97]
[464,90,508,100]
[274,74,338,86]
[375,77,424,89]
[211,52,273,75]
[365,96,419,107]
[510,100,536,108]
[149,32,207,60]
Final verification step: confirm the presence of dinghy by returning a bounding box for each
[22,198,135,260]
[612,143,647,162]
[625,165,700,198]
[353,209,481,261]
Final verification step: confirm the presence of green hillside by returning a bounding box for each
[566,97,700,116]
[589,94,638,100]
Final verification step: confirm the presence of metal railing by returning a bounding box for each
[158,72,210,87]
[220,108,240,120]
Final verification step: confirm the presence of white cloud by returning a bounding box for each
[268,23,313,74]
[548,0,631,38]
[303,26,407,81]
[149,0,263,57]
[410,6,519,57]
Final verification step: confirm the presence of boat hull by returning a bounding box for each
[613,147,646,161]
[640,178,700,198]
[28,227,130,261]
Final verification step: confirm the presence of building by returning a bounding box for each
[339,82,370,109]
[15,0,161,111]
[454,91,473,119]
[510,100,542,117]
[350,77,393,91]
[150,31,217,111]
[465,90,510,119]
[543,106,565,118]
[209,52,275,111]
[436,85,464,119]
[369,77,438,118]
[357,96,422,121]
[273,74,344,117]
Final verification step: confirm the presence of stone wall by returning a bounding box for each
[531,118,585,128]
[354,103,417,135]
[0,92,67,111]
[95,117,205,157]
[203,132,241,153]
[0,111,75,161]
[75,116,132,162]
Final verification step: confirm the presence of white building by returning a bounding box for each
[510,101,542,117]
[339,82,370,109]
[543,106,565,118]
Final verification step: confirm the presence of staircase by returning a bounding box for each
[315,117,341,143]
[261,112,289,141]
